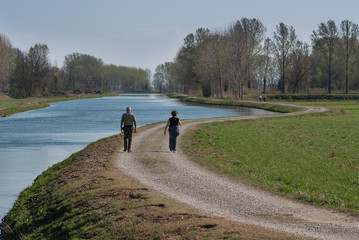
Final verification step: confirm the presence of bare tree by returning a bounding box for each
[0,34,15,92]
[153,63,170,93]
[261,38,273,93]
[241,18,266,90]
[195,33,223,97]
[9,44,50,98]
[223,21,248,99]
[173,28,211,95]
[340,20,359,93]
[311,20,339,93]
[273,23,297,93]
[289,41,311,93]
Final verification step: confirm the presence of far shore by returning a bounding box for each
[0,92,121,117]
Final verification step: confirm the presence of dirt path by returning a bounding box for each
[116,104,359,240]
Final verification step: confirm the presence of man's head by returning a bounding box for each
[126,107,131,113]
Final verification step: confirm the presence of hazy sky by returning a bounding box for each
[1,0,359,73]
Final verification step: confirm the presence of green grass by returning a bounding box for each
[1,135,132,240]
[1,132,302,240]
[184,101,359,215]
[166,93,301,113]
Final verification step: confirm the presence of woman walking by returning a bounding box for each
[164,110,182,153]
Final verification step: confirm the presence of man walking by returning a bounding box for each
[121,107,137,152]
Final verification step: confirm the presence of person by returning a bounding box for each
[164,110,182,153]
[259,95,262,102]
[263,95,267,102]
[121,107,137,152]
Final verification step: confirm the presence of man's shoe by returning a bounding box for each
[123,148,127,152]
[128,149,132,152]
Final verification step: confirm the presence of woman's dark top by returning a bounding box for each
[169,116,180,126]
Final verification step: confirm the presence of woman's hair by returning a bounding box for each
[171,110,178,117]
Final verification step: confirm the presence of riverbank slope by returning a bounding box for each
[0,127,305,239]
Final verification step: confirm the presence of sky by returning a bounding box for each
[1,0,359,74]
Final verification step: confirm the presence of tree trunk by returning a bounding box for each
[345,42,349,94]
[263,76,267,93]
[328,57,332,94]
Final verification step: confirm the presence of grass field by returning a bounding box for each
[1,132,304,240]
[184,101,359,215]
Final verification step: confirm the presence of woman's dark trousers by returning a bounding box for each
[168,126,178,151]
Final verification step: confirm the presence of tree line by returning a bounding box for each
[0,34,151,98]
[153,19,359,98]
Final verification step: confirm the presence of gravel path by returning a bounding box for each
[116,104,359,240]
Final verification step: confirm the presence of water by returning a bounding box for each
[0,94,273,220]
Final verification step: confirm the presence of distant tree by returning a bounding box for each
[174,28,210,94]
[195,32,223,97]
[143,68,152,92]
[135,67,152,92]
[194,27,211,45]
[101,64,121,92]
[273,23,297,93]
[311,20,339,93]
[153,64,166,92]
[175,34,196,93]
[101,64,150,92]
[28,44,51,94]
[48,66,64,94]
[223,20,249,99]
[0,34,15,92]
[255,38,274,93]
[241,18,266,89]
[9,49,28,98]
[9,44,50,98]
[63,53,103,92]
[340,20,359,93]
[289,41,311,93]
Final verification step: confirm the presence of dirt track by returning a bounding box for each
[116,104,359,240]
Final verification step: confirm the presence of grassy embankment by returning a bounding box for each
[166,93,301,113]
[1,127,305,240]
[0,93,119,117]
[183,99,359,216]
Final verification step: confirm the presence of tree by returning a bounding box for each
[194,27,211,45]
[256,38,273,93]
[311,20,339,93]
[28,44,51,94]
[340,20,359,93]
[174,28,210,94]
[273,23,297,93]
[241,18,266,89]
[195,32,223,97]
[63,53,103,92]
[0,34,15,92]
[289,41,311,93]
[48,66,65,94]
[9,44,50,98]
[153,64,166,92]
[224,21,245,98]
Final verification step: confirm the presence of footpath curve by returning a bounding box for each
[116,104,359,240]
